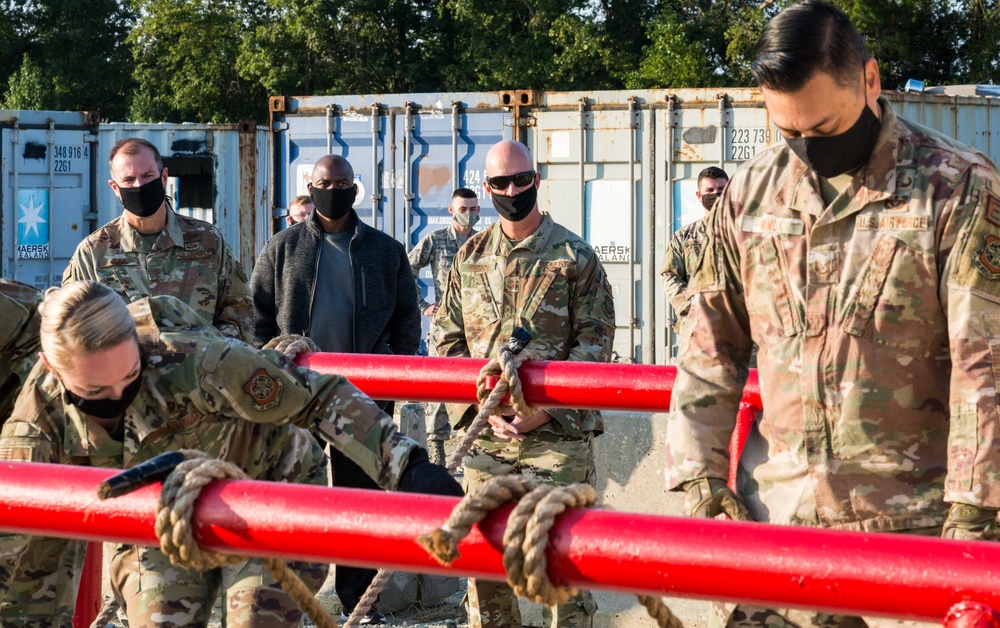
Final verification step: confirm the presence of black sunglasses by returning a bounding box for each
[485,170,535,191]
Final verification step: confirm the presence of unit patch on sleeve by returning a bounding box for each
[243,368,283,410]
[975,234,1000,279]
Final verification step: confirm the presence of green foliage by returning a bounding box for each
[2,0,997,122]
[837,0,963,90]
[3,54,47,110]
[1,0,134,119]
[128,0,269,122]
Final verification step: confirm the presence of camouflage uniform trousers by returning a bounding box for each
[109,445,331,627]
[463,429,598,628]
[0,536,82,628]
[109,545,328,627]
[424,323,451,443]
[709,527,941,628]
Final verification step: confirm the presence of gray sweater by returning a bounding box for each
[250,211,421,356]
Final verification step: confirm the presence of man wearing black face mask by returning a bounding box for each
[250,153,420,625]
[660,166,728,336]
[63,138,254,344]
[668,2,1000,627]
[435,140,615,628]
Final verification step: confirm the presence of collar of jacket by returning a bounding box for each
[120,205,185,252]
[447,222,477,242]
[775,96,900,217]
[305,209,367,244]
[486,212,555,256]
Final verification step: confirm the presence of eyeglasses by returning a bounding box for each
[485,170,535,191]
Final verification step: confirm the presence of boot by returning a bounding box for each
[430,440,447,466]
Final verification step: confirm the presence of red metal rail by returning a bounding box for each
[294,352,762,412]
[3,461,998,624]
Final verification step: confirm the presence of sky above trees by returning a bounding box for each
[2,0,997,123]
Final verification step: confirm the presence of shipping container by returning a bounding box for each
[2,111,269,290]
[270,88,1000,365]
[0,110,100,288]
[97,120,270,271]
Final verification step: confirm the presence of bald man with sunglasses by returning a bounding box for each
[435,139,616,628]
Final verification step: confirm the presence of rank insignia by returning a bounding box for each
[243,368,282,410]
[974,234,1000,279]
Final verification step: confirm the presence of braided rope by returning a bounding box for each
[445,346,538,475]
[346,345,536,625]
[155,450,338,628]
[418,475,684,628]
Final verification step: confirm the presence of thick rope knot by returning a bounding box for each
[418,475,685,628]
[263,333,320,358]
[474,346,538,418]
[153,450,338,628]
[445,347,539,474]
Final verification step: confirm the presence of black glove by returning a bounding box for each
[398,447,464,497]
[942,503,1000,541]
[681,477,751,521]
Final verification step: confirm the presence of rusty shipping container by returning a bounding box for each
[2,112,269,288]
[269,87,1000,365]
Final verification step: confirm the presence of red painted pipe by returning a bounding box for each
[295,353,763,413]
[72,543,102,628]
[3,461,998,623]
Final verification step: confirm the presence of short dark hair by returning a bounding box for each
[698,167,729,185]
[109,138,163,176]
[452,187,477,200]
[750,0,868,92]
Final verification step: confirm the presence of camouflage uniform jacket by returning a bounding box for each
[0,295,419,489]
[62,209,254,343]
[660,218,707,329]
[667,98,1000,532]
[0,280,42,422]
[435,213,616,435]
[408,223,477,311]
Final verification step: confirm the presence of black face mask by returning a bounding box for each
[785,103,882,178]
[64,364,143,420]
[700,192,720,211]
[311,186,356,220]
[491,185,537,222]
[118,174,166,218]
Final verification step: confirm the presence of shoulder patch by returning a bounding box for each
[952,190,1000,301]
[0,446,33,461]
[974,234,1000,279]
[243,368,283,411]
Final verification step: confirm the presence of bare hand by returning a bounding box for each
[424,303,439,316]
[488,409,550,441]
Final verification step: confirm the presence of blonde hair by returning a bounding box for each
[39,281,137,375]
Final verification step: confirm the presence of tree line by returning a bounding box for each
[1,0,997,124]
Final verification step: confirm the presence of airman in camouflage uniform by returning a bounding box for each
[62,137,254,343]
[30,137,254,625]
[409,187,480,461]
[667,3,1000,627]
[436,140,615,628]
[0,280,42,423]
[661,166,728,334]
[0,284,428,627]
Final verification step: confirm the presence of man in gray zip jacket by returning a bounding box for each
[250,153,421,624]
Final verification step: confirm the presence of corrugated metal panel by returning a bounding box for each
[98,122,270,271]
[0,109,100,288]
[274,89,1000,364]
